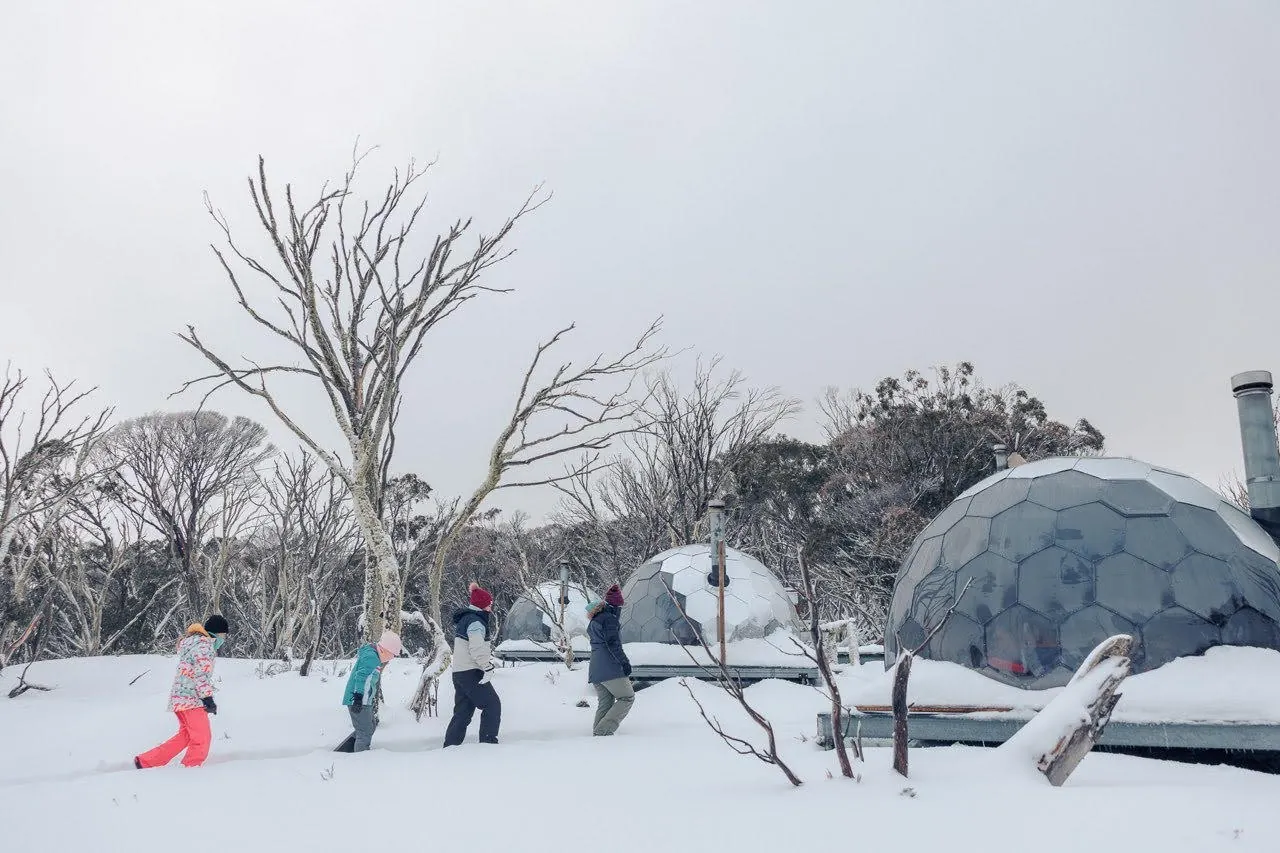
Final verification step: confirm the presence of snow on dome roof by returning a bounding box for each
[619,544,803,645]
[888,456,1280,689]
[498,580,598,643]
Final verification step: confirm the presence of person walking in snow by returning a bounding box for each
[134,615,229,769]
[443,582,501,746]
[587,584,634,737]
[342,630,403,752]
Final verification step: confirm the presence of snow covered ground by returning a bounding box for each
[2,654,1279,851]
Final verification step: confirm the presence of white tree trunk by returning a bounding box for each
[351,485,401,640]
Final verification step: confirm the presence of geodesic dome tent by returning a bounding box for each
[619,544,804,645]
[498,581,597,644]
[885,457,1280,689]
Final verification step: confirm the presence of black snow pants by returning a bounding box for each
[443,670,501,746]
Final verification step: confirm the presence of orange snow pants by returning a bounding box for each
[136,708,212,768]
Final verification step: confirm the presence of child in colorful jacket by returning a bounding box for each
[342,630,403,752]
[134,614,229,769]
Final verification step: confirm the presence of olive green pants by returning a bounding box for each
[592,677,635,736]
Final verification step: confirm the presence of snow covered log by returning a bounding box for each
[999,634,1134,787]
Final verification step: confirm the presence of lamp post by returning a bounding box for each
[558,558,570,635]
[707,499,727,666]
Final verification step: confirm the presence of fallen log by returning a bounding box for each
[999,634,1134,787]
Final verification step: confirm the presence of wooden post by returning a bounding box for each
[891,651,913,777]
[717,538,727,667]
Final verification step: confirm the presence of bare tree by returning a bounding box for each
[425,321,664,624]
[46,486,180,657]
[239,452,359,662]
[791,546,859,778]
[661,578,802,787]
[554,359,798,580]
[177,151,551,641]
[0,367,111,604]
[98,411,274,617]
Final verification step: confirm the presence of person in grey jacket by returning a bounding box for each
[587,584,634,736]
[443,582,501,746]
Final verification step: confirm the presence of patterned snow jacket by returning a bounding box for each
[168,624,218,712]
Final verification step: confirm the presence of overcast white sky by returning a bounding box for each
[2,1,1278,521]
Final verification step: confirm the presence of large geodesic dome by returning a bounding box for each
[619,544,804,645]
[885,457,1280,689]
[499,581,597,643]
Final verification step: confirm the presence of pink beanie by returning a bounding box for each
[377,630,403,657]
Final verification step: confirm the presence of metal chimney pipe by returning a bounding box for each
[993,444,1009,471]
[1231,370,1280,543]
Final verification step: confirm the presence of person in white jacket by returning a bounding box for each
[443,582,501,746]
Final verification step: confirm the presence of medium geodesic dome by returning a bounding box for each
[619,544,803,645]
[499,581,597,643]
[885,456,1280,688]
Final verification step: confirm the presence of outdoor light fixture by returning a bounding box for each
[558,558,570,615]
[706,498,728,665]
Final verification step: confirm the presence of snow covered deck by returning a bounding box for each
[818,646,1280,759]
[497,631,823,683]
[494,639,591,663]
[817,712,1280,753]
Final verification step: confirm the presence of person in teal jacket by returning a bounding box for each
[342,630,403,751]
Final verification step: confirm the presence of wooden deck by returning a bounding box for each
[816,708,1280,753]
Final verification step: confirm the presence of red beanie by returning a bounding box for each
[469,584,494,610]
[605,584,624,607]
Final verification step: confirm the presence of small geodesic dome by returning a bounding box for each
[619,544,803,645]
[499,581,597,643]
[886,456,1280,688]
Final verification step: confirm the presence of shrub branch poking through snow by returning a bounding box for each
[663,578,803,787]
[790,545,860,778]
[889,577,973,778]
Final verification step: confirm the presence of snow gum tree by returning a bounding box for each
[179,150,662,645]
[178,151,543,640]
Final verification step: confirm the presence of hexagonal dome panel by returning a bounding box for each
[1124,516,1193,568]
[1055,502,1125,560]
[1059,605,1138,670]
[1100,479,1174,517]
[1169,554,1238,622]
[986,604,1061,680]
[1141,606,1220,669]
[954,551,1019,624]
[1018,546,1095,618]
[1027,469,1105,510]
[968,478,1032,518]
[886,456,1280,689]
[619,545,803,645]
[990,502,1056,562]
[1095,552,1174,623]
